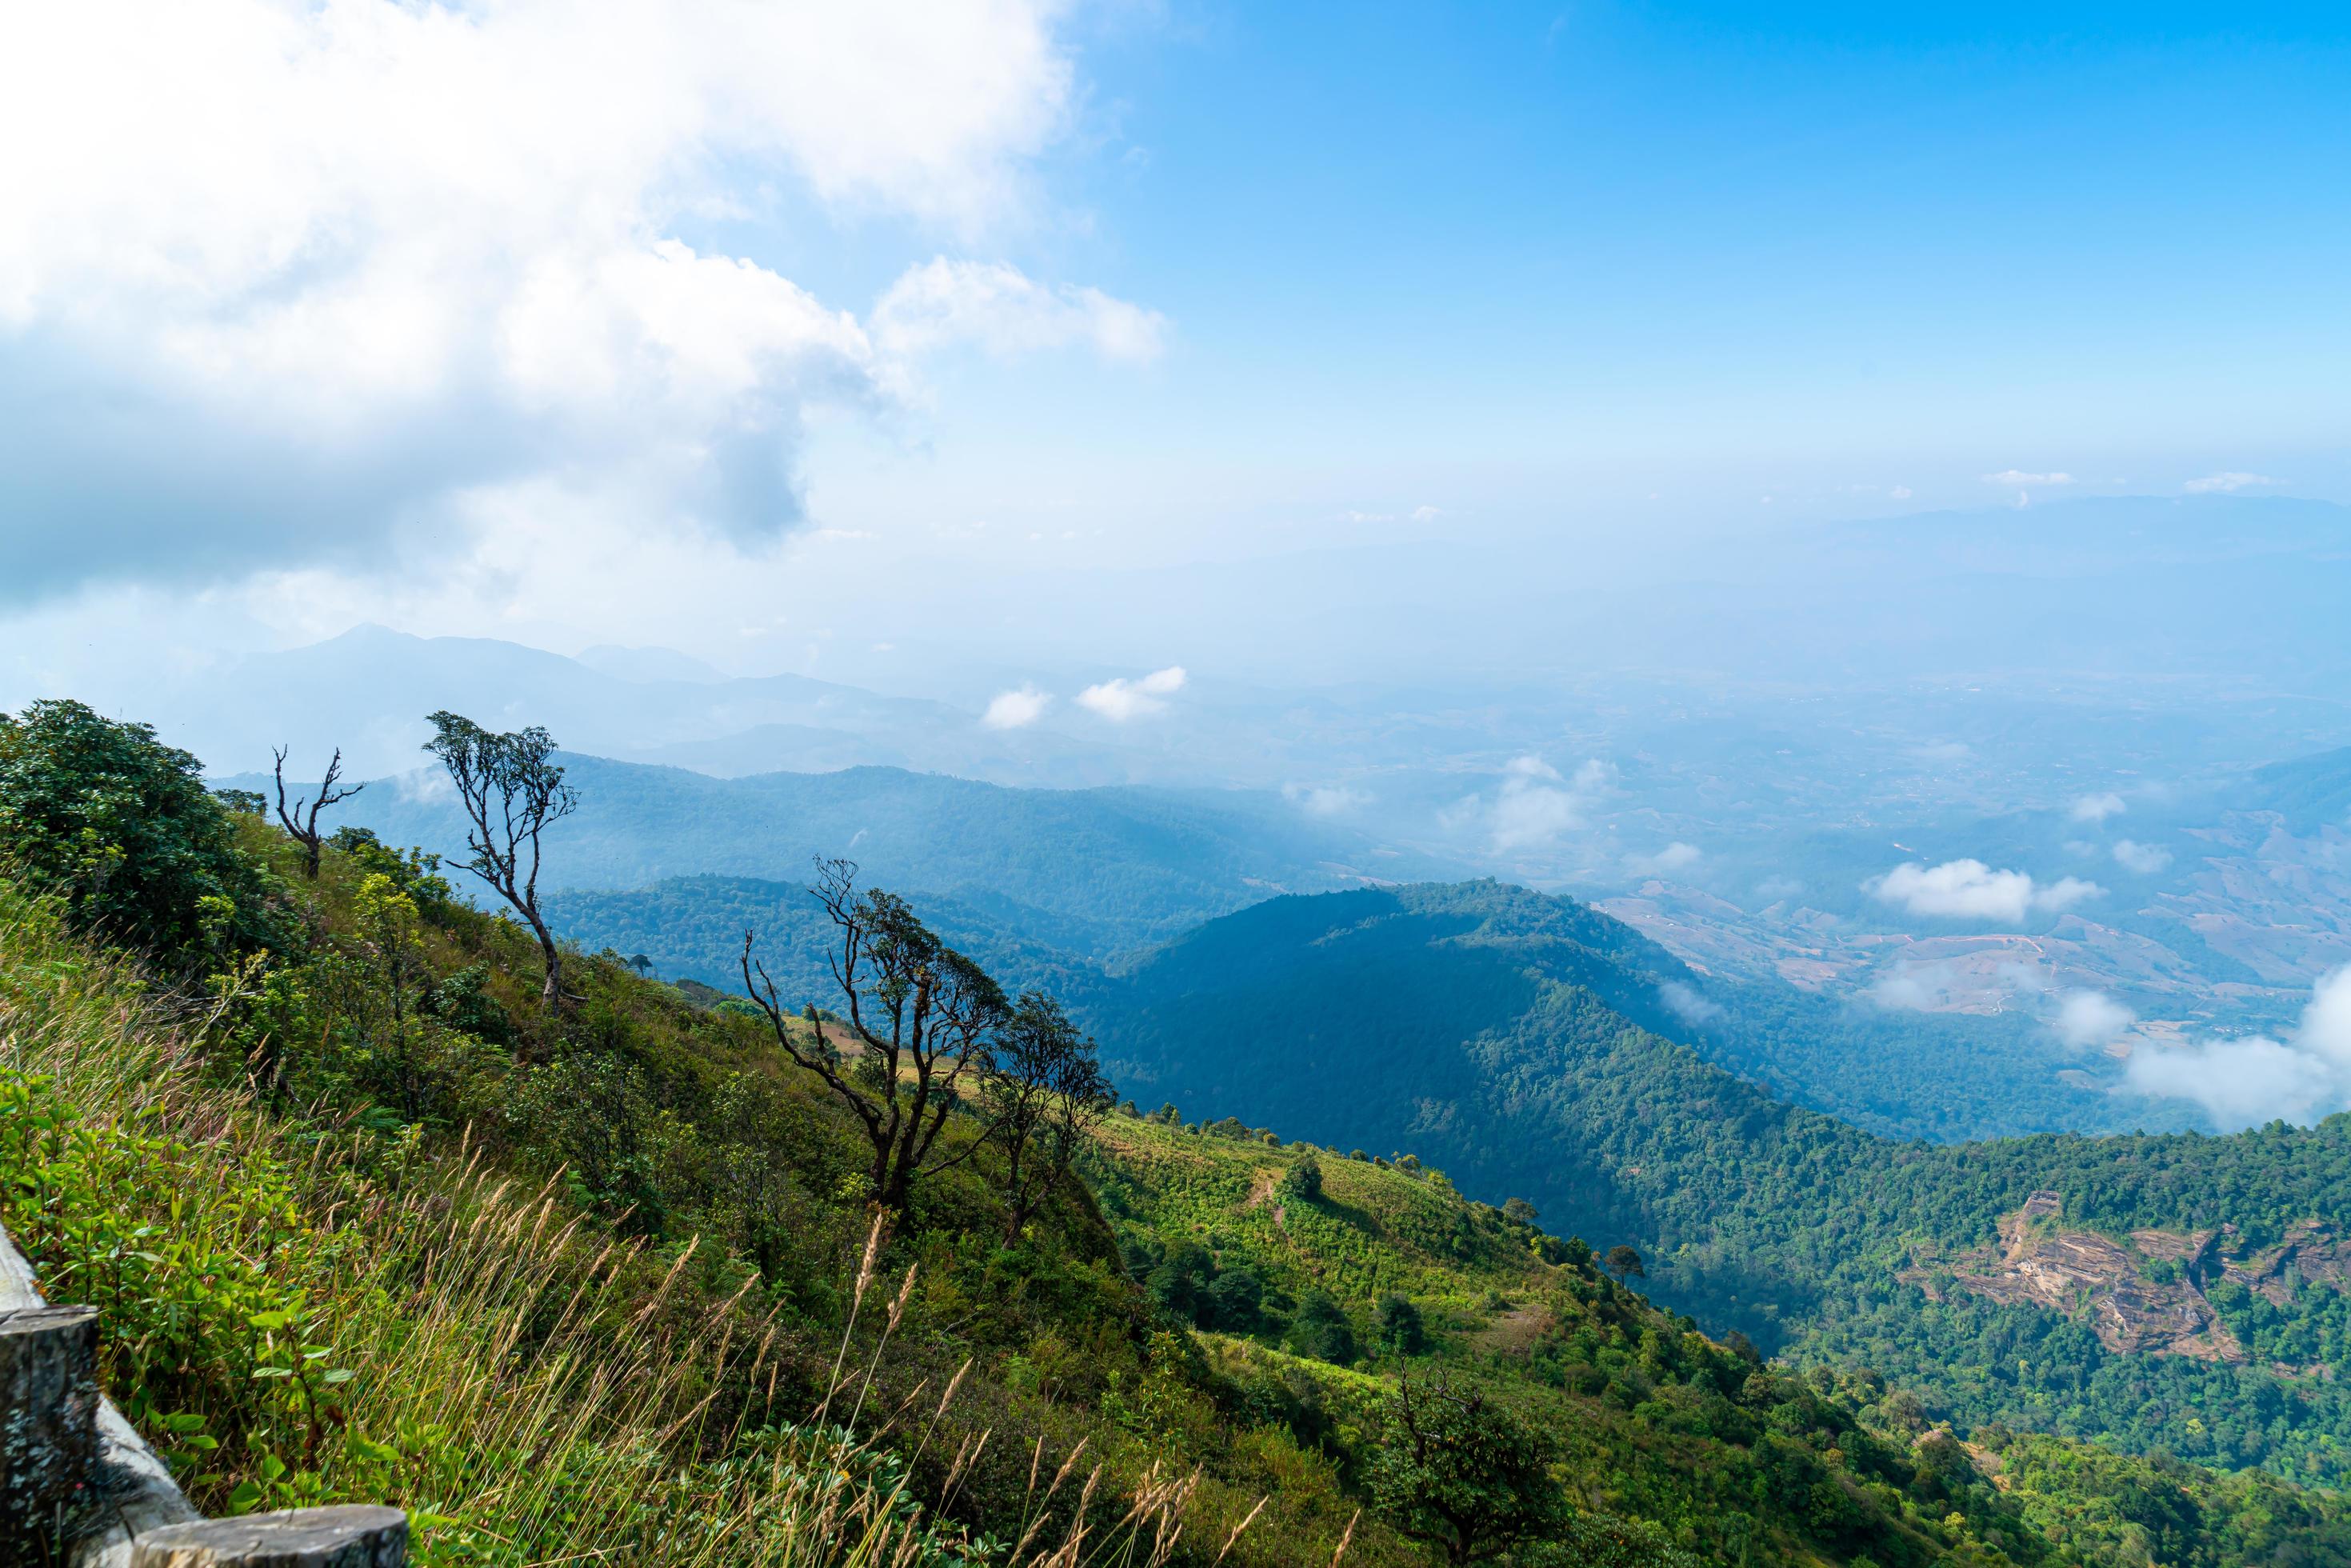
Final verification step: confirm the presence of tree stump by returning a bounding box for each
[130,1506,408,1568]
[1,1303,101,1546]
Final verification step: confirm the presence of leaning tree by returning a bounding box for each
[422,711,578,1015]
[740,858,1009,1216]
[271,745,364,879]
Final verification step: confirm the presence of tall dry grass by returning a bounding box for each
[0,876,1265,1568]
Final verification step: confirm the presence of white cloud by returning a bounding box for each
[1284,782,1370,816]
[1627,841,1702,877]
[1889,485,1913,499]
[1869,958,2051,1013]
[872,258,1166,364]
[2111,838,2173,875]
[1075,664,1186,721]
[1487,756,1615,852]
[1982,470,2075,486]
[1869,963,1949,1011]
[2070,792,2128,823]
[981,684,1050,729]
[2123,966,2351,1130]
[1865,858,2103,923]
[0,1,1150,602]
[1409,505,1444,522]
[2184,472,2281,494]
[1755,875,1805,902]
[2056,990,2136,1049]
[1658,981,1723,1026]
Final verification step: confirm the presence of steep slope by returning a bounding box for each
[1082,882,2351,1483]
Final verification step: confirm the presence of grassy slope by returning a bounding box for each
[3,826,2345,1566]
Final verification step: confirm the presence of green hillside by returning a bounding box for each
[6,699,2347,1566]
[1087,882,2351,1488]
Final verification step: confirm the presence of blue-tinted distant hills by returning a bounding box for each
[246,750,1451,955]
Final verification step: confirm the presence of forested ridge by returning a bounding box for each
[4,698,2348,1566]
[1090,882,2351,1486]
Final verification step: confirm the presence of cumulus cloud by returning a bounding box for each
[1755,875,1805,902]
[1865,858,2103,923]
[1658,981,1723,1026]
[1468,756,1617,853]
[1983,470,2074,486]
[1283,782,1371,817]
[2056,990,2136,1049]
[1075,665,1186,721]
[2123,966,2351,1130]
[1627,842,1702,877]
[2185,472,2281,494]
[872,258,1166,363]
[981,685,1050,729]
[0,1,1150,602]
[2070,792,2128,823]
[2111,838,2173,875]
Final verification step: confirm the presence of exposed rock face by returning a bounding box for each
[2223,1218,2351,1306]
[1930,1191,2245,1362]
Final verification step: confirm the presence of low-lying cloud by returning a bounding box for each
[2185,472,2281,494]
[2055,989,2136,1049]
[2111,838,2173,875]
[2121,966,2351,1130]
[2070,792,2127,823]
[1284,782,1370,817]
[1658,980,1724,1026]
[1627,842,1702,878]
[1075,665,1186,722]
[981,685,1050,729]
[1443,755,1617,855]
[1865,858,2103,923]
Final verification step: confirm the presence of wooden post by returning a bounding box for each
[1,1303,102,1547]
[129,1506,408,1568]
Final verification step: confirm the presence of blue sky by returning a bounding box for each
[1022,3,2351,516]
[2,2,2347,680]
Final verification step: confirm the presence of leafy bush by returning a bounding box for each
[0,699,282,960]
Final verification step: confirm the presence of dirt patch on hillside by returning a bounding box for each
[1910,1190,2245,1362]
[1469,1304,1551,1357]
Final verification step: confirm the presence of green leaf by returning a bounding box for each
[226,1481,265,1514]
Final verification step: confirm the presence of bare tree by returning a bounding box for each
[740,858,1009,1216]
[272,746,364,879]
[986,992,1113,1241]
[422,711,578,1015]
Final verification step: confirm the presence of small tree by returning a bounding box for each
[1277,1154,1323,1204]
[626,953,655,978]
[1604,1243,1646,1283]
[1285,1288,1357,1364]
[987,991,1114,1241]
[1368,1374,1562,1564]
[422,712,578,1015]
[1501,1197,1539,1226]
[271,745,365,880]
[354,872,433,1120]
[742,858,1010,1216]
[1373,1293,1426,1357]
